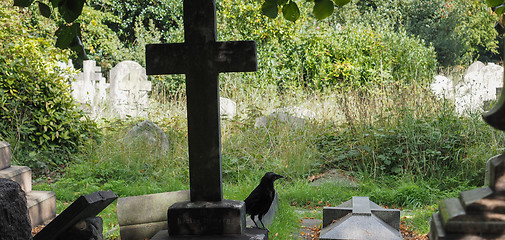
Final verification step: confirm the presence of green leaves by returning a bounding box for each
[59,0,85,23]
[55,24,80,49]
[313,0,334,20]
[38,2,51,18]
[13,0,33,7]
[261,0,347,21]
[282,2,300,22]
[487,0,504,8]
[262,0,279,18]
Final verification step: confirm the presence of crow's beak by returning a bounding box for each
[276,174,284,180]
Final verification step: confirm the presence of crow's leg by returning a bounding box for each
[258,215,269,232]
[250,215,259,228]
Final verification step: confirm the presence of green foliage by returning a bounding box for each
[87,0,183,45]
[14,0,88,61]
[405,0,498,65]
[0,5,99,168]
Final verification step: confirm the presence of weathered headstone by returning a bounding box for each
[0,178,32,240]
[145,0,265,239]
[255,106,316,128]
[110,61,152,119]
[71,60,109,117]
[320,196,401,240]
[431,61,504,115]
[429,70,505,239]
[124,120,170,152]
[34,190,117,240]
[220,97,237,119]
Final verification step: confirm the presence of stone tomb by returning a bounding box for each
[320,196,402,240]
[430,153,505,239]
[145,0,265,239]
[34,190,117,240]
[0,141,56,227]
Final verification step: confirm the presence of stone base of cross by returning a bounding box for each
[145,1,268,239]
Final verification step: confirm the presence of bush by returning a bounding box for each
[0,6,100,168]
[404,0,498,65]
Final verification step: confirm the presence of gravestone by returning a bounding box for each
[145,0,265,239]
[34,190,117,240]
[110,61,152,119]
[254,106,316,128]
[320,196,401,240]
[124,120,170,152]
[430,61,504,115]
[429,69,505,239]
[71,60,109,117]
[220,97,237,119]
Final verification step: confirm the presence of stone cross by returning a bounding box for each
[145,0,256,202]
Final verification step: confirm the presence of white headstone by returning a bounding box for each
[220,97,236,119]
[71,60,109,117]
[254,106,316,128]
[109,61,152,119]
[430,61,504,115]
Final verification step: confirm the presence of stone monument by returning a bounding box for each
[429,67,505,239]
[145,0,265,239]
[110,61,152,119]
[320,196,402,240]
[71,60,109,118]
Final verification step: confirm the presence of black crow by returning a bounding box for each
[244,172,284,230]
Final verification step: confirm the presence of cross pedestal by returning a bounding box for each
[145,0,266,239]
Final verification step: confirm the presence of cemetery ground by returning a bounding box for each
[27,76,505,239]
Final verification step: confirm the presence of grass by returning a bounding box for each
[30,78,505,239]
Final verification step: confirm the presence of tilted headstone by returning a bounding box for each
[0,178,32,240]
[320,196,401,240]
[429,69,505,239]
[34,190,117,240]
[145,0,266,239]
[110,61,152,119]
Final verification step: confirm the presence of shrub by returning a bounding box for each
[0,6,100,168]
[404,0,498,65]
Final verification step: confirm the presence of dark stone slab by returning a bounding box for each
[150,228,268,240]
[34,190,117,240]
[0,178,32,240]
[168,200,245,236]
[0,141,11,170]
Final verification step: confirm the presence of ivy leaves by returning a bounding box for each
[262,0,350,22]
[14,0,87,60]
